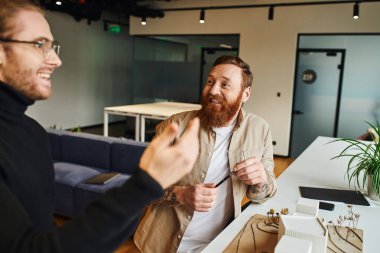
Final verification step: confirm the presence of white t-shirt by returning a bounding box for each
[177,125,235,253]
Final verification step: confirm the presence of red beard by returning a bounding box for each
[199,91,243,128]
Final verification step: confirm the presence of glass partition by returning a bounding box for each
[132,35,239,104]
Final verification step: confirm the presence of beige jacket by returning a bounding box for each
[134,109,277,253]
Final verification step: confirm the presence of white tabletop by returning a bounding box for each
[203,136,379,253]
[104,102,201,118]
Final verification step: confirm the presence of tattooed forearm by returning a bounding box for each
[153,186,181,206]
[247,172,275,202]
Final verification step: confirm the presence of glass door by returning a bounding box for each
[290,49,345,158]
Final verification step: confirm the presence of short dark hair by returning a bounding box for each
[0,0,43,38]
[213,55,253,88]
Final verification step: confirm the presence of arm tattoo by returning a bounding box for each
[153,186,180,206]
[248,179,273,200]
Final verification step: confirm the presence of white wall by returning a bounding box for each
[26,11,134,129]
[131,0,380,156]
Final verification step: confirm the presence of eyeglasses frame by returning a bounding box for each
[0,38,60,59]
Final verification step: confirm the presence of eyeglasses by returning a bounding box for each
[0,38,60,59]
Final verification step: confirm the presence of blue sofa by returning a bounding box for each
[46,129,147,217]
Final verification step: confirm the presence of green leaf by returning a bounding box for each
[330,122,380,196]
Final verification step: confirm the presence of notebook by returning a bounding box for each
[299,186,370,206]
[85,172,121,185]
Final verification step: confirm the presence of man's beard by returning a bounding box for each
[199,90,243,128]
[2,49,49,100]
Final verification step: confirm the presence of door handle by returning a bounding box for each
[293,110,304,115]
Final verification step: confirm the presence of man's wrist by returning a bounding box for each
[173,186,184,205]
[154,186,184,206]
[165,186,179,205]
[257,182,269,192]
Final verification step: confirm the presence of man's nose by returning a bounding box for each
[209,83,221,95]
[46,51,62,68]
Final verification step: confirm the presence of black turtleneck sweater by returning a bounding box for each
[0,82,163,253]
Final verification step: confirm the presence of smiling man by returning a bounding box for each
[0,1,200,252]
[133,55,277,253]
[0,8,61,100]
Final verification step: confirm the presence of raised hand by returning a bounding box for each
[139,118,200,189]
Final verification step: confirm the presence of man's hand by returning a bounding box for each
[139,118,200,189]
[174,183,218,212]
[233,157,267,187]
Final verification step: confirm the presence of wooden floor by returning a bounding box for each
[273,156,294,177]
[53,156,293,252]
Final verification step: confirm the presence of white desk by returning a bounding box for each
[103,102,201,142]
[203,136,379,253]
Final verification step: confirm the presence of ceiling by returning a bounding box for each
[39,0,166,23]
[40,0,363,24]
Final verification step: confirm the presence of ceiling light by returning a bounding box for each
[199,9,205,24]
[353,2,359,19]
[268,6,274,20]
[141,16,147,26]
[55,1,62,5]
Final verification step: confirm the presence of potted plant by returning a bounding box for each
[330,122,380,202]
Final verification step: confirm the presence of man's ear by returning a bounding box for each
[242,86,251,103]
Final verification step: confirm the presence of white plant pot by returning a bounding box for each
[368,176,380,202]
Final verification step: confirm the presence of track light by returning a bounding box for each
[268,6,274,20]
[199,9,205,24]
[159,1,373,25]
[353,2,359,19]
[141,16,147,26]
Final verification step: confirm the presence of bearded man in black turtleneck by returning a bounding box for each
[0,0,200,252]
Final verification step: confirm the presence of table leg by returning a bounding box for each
[135,115,140,142]
[140,116,145,142]
[103,111,109,136]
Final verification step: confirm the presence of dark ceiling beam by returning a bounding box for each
[40,0,165,21]
[157,0,380,12]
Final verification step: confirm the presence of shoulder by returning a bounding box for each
[169,110,198,123]
[242,110,271,130]
[156,110,199,135]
